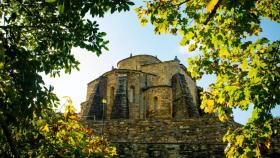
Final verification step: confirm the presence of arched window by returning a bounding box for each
[110,87,115,104]
[153,96,158,112]
[129,86,135,103]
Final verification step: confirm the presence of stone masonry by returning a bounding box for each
[81,54,200,120]
[81,54,280,157]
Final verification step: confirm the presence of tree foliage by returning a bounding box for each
[0,0,133,157]
[136,0,279,157]
[2,97,117,157]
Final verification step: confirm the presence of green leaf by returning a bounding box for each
[45,0,56,3]
[248,68,258,78]
[241,59,249,70]
[0,62,3,69]
[58,3,65,13]
[140,18,148,27]
[188,43,197,52]
[180,37,188,46]
[186,32,194,40]
[219,48,229,59]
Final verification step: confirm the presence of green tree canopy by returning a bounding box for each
[136,0,279,157]
[0,0,133,157]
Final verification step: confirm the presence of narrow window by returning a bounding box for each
[129,86,135,103]
[153,96,158,112]
[110,87,115,104]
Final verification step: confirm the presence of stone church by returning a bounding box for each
[80,55,279,158]
[81,54,202,120]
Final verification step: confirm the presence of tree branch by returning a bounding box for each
[176,0,190,7]
[204,0,222,25]
[0,25,39,29]
[0,115,19,158]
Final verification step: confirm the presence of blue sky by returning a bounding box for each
[43,3,280,125]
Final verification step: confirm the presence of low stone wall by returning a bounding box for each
[85,118,238,157]
[84,118,280,158]
[114,142,226,158]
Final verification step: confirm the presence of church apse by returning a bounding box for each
[80,54,201,120]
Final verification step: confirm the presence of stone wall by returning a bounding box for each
[172,73,199,118]
[86,79,98,100]
[105,71,118,119]
[86,76,107,120]
[113,143,226,158]
[127,71,143,119]
[144,86,172,118]
[117,55,161,70]
[141,60,198,107]
[179,68,198,106]
[82,69,156,120]
[85,118,239,158]
[141,60,180,86]
[84,118,280,158]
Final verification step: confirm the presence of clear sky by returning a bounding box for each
[43,3,280,125]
